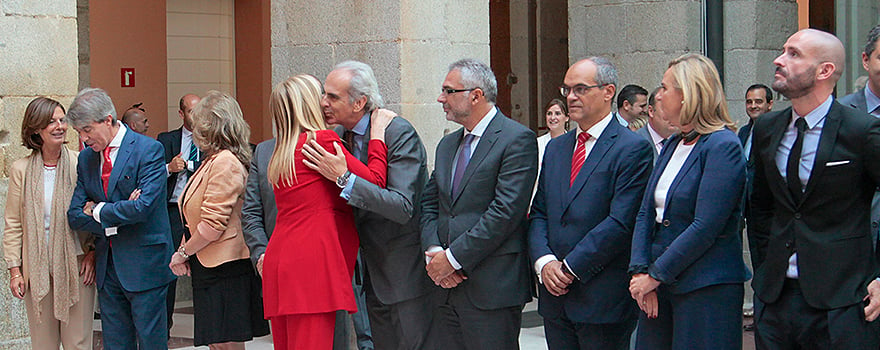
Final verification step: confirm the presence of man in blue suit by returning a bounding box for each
[67,88,175,350]
[529,57,653,349]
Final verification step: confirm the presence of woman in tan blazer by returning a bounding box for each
[167,91,268,349]
[3,97,96,350]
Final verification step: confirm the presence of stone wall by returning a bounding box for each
[0,1,79,346]
[567,0,796,126]
[271,0,490,167]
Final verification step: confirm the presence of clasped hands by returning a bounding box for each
[425,250,467,289]
[541,260,575,297]
[630,273,661,319]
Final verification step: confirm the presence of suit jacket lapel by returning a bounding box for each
[108,133,135,198]
[181,155,209,213]
[555,131,576,214]
[436,129,461,204]
[452,117,501,205]
[564,123,618,211]
[762,108,797,208]
[801,102,842,201]
[662,136,704,211]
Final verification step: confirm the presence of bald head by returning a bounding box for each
[797,29,846,81]
[122,108,149,134]
[178,93,201,131]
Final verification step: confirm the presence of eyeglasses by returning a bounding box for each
[559,83,607,97]
[131,102,145,112]
[441,88,475,95]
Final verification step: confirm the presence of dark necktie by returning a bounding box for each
[452,134,476,195]
[787,118,807,202]
[102,146,115,195]
[570,132,590,186]
[188,142,200,174]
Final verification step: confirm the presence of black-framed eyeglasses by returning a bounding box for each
[559,83,607,97]
[441,88,475,95]
[131,102,145,112]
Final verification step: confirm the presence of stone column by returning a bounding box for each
[271,0,490,167]
[0,0,79,348]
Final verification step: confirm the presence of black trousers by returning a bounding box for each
[755,278,880,350]
[429,288,523,350]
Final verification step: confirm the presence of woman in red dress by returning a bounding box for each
[261,74,393,349]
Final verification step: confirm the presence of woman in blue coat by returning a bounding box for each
[628,53,750,349]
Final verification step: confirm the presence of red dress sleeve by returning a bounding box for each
[317,131,388,188]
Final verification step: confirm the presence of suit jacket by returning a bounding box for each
[839,89,880,242]
[630,129,750,294]
[67,130,175,292]
[157,127,203,203]
[634,125,659,163]
[335,115,434,305]
[529,121,652,323]
[421,110,538,310]
[750,101,880,309]
[241,139,277,267]
[738,120,756,219]
[180,150,251,267]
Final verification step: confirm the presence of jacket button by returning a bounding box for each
[873,222,878,228]
[785,241,793,249]
[561,222,567,227]
[662,220,671,227]
[794,213,801,219]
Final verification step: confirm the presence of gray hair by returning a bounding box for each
[449,58,498,103]
[67,88,117,128]
[334,60,385,111]
[585,56,618,89]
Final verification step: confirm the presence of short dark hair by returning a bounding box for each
[617,84,648,110]
[648,87,661,107]
[745,84,773,102]
[865,24,880,57]
[22,97,65,151]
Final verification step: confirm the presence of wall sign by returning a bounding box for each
[121,68,135,87]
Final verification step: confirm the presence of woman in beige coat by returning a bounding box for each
[3,97,96,349]
[167,91,269,349]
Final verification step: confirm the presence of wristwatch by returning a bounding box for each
[336,170,352,188]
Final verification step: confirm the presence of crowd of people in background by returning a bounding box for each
[7,25,880,350]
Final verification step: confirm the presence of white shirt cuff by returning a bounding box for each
[93,202,105,223]
[445,249,462,270]
[534,254,557,284]
[166,163,172,176]
[426,245,444,265]
[563,259,580,280]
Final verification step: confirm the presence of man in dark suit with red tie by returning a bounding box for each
[67,88,174,349]
[749,29,880,349]
[529,57,652,349]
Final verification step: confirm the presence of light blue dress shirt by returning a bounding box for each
[340,112,371,199]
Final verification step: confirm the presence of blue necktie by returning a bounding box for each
[188,142,200,174]
[452,134,476,195]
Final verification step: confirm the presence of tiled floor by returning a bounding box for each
[91,300,756,349]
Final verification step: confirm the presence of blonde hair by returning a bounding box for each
[667,53,735,134]
[268,74,328,187]
[191,90,252,167]
[628,115,648,131]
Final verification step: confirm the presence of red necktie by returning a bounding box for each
[102,146,114,195]
[570,132,590,186]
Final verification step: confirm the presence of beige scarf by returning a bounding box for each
[23,149,79,323]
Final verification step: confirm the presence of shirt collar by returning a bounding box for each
[109,123,127,148]
[351,112,370,136]
[464,107,497,138]
[646,123,665,146]
[791,95,832,129]
[866,84,880,114]
[182,126,192,138]
[577,112,614,140]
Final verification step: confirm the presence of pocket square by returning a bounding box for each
[825,160,851,167]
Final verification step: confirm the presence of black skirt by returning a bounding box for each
[190,257,270,346]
